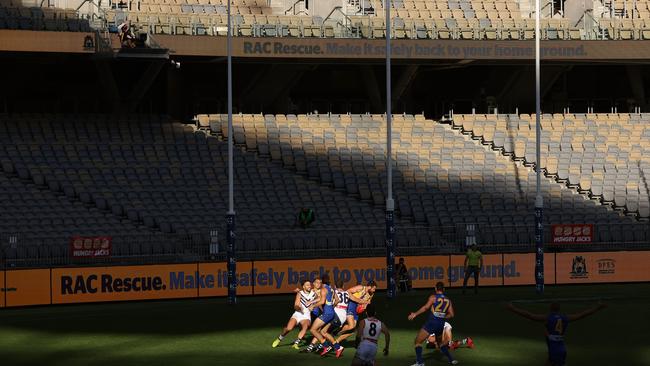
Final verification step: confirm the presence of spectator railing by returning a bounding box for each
[2,223,649,269]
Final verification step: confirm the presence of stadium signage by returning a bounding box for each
[596,259,616,275]
[146,35,650,60]
[70,236,112,258]
[1,251,648,307]
[551,224,593,244]
[60,274,165,294]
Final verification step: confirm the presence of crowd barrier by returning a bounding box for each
[1,251,648,307]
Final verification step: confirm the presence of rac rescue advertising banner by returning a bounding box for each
[502,253,556,286]
[251,257,387,295]
[51,262,255,304]
[3,251,650,307]
[555,251,650,284]
[0,270,4,307]
[450,254,504,286]
[198,262,253,297]
[5,269,50,307]
[51,264,198,304]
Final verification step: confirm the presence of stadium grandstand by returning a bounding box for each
[2,0,650,365]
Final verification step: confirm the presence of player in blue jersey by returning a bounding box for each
[319,278,350,358]
[507,301,606,366]
[333,281,376,347]
[302,274,342,354]
[408,281,458,366]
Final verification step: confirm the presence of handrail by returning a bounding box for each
[95,28,113,53]
[285,0,305,15]
[322,6,357,37]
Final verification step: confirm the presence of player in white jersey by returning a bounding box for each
[272,280,317,349]
[351,303,390,366]
[426,322,474,351]
[335,281,376,346]
[320,279,350,358]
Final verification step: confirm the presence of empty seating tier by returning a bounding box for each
[0,0,90,32]
[202,113,632,245]
[0,114,391,259]
[452,113,650,220]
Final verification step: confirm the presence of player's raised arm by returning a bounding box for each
[346,285,369,304]
[507,302,546,322]
[381,322,390,356]
[567,301,607,322]
[293,291,302,312]
[408,295,435,320]
[314,286,327,307]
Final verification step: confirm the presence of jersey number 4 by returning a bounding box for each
[554,319,564,334]
[434,298,450,313]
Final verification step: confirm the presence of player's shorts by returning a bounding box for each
[429,322,452,336]
[311,307,321,323]
[353,340,378,365]
[335,308,347,325]
[347,302,360,320]
[291,311,311,324]
[465,265,480,276]
[422,315,445,336]
[318,308,336,324]
[547,340,567,366]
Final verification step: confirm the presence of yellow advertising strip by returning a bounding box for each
[555,251,650,284]
[0,30,95,53]
[0,270,5,308]
[51,264,198,304]
[1,251,649,307]
[197,262,253,297]
[5,269,50,307]
[252,257,387,295]
[449,254,503,287]
[401,255,449,289]
[150,35,650,60]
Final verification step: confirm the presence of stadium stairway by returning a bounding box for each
[200,113,638,246]
[451,113,650,222]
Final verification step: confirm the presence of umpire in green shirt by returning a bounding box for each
[463,244,483,294]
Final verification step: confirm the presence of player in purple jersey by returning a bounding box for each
[507,301,606,366]
[408,282,458,365]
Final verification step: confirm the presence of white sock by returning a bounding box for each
[278,335,284,340]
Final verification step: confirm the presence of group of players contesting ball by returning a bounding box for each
[271,272,606,366]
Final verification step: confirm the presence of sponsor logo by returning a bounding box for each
[61,274,166,295]
[83,35,94,50]
[552,224,593,244]
[570,256,589,278]
[70,236,112,258]
[596,259,616,274]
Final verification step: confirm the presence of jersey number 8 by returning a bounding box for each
[368,322,377,337]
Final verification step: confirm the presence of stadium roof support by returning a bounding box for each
[93,58,166,113]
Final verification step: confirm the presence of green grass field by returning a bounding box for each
[0,283,649,366]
